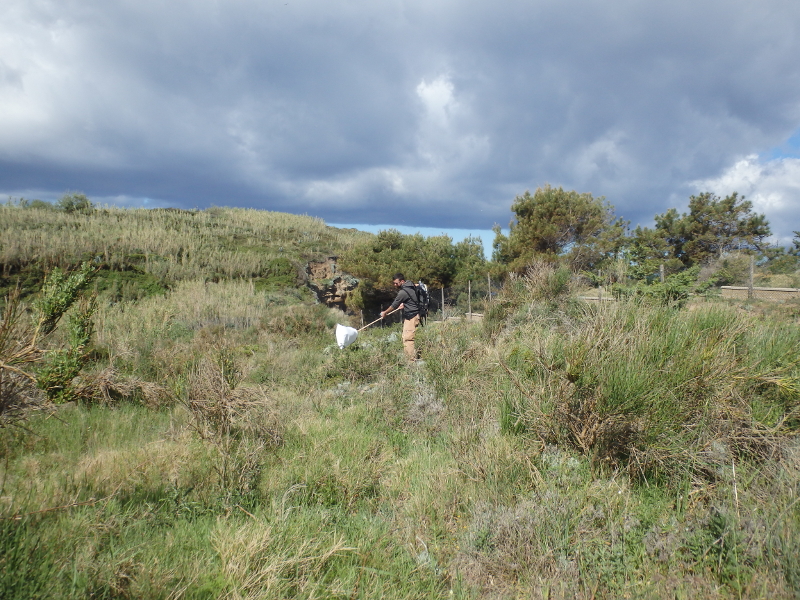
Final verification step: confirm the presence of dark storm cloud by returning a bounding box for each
[1,0,799,238]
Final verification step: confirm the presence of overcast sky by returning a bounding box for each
[2,0,799,247]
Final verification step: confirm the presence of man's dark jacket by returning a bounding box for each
[389,282,421,319]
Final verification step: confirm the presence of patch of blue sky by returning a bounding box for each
[327,223,503,261]
[763,129,800,160]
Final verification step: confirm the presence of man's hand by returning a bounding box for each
[381,304,402,319]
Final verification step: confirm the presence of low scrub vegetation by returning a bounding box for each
[1,206,799,599]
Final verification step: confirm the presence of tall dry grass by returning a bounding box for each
[1,204,369,282]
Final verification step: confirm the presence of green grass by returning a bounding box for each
[2,243,799,598]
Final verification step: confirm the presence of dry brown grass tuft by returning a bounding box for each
[74,431,207,497]
[185,356,282,446]
[72,368,173,408]
[0,371,44,428]
[182,353,284,496]
[1,289,46,425]
[211,521,357,599]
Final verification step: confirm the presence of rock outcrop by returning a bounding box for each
[306,256,359,311]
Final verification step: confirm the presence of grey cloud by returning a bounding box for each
[1,0,799,233]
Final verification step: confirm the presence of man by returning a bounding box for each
[380,273,422,362]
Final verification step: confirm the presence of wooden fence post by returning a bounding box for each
[468,280,472,320]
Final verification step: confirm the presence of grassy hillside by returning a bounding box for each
[0,202,370,298]
[1,209,799,598]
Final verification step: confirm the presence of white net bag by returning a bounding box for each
[335,323,359,349]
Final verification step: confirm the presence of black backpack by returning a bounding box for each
[415,281,430,321]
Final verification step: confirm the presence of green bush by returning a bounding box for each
[56,192,93,214]
[326,329,402,384]
[613,266,700,307]
[263,303,335,338]
[94,267,168,302]
[253,257,298,291]
[1,262,97,414]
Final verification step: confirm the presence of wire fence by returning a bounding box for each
[721,286,800,302]
[429,278,504,321]
[713,256,800,303]
[368,277,503,328]
[365,273,800,331]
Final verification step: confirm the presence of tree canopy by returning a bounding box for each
[630,192,772,270]
[492,185,627,271]
[56,192,94,214]
[339,229,486,289]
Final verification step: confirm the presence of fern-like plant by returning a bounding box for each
[0,262,96,423]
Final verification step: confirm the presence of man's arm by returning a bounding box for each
[381,289,410,318]
[380,303,403,319]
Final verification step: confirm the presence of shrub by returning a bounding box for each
[483,261,576,339]
[263,303,338,338]
[697,254,751,286]
[183,350,283,504]
[253,257,298,291]
[56,192,93,214]
[501,300,800,484]
[326,330,402,384]
[613,266,700,307]
[1,262,97,421]
[36,294,97,403]
[20,198,55,211]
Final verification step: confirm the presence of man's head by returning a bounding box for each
[392,273,406,287]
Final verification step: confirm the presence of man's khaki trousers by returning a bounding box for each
[402,315,421,361]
